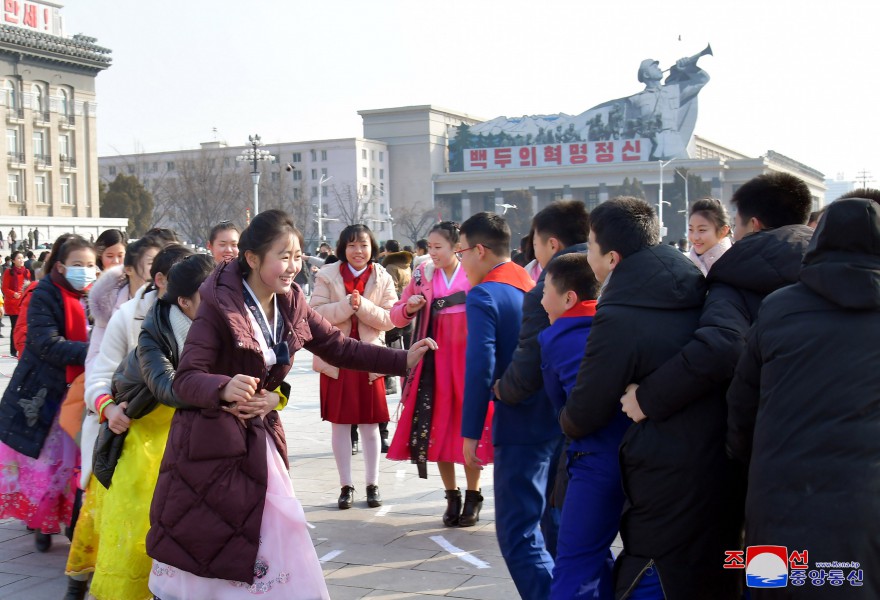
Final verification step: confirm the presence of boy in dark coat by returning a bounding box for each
[561,197,734,599]
[728,198,880,598]
[459,212,560,600]
[538,253,630,599]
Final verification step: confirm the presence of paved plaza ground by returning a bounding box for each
[0,343,522,599]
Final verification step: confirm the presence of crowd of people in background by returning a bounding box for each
[0,171,874,599]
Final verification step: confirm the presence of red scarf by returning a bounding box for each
[51,274,88,383]
[560,299,598,319]
[341,263,373,340]
[482,261,536,293]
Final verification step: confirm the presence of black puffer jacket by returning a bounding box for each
[111,299,190,418]
[728,199,880,598]
[496,242,587,405]
[0,276,88,457]
[561,244,736,599]
[635,225,813,422]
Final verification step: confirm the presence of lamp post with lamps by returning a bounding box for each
[317,174,334,243]
[657,159,675,239]
[237,134,275,215]
[675,168,689,243]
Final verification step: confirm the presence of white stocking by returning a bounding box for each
[359,423,380,486]
[331,423,353,487]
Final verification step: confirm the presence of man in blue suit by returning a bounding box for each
[459,212,561,600]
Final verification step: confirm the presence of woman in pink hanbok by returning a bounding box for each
[387,221,493,528]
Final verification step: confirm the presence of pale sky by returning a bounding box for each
[62,0,878,185]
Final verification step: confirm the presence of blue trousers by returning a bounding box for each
[494,439,557,600]
[551,451,625,600]
[625,565,664,600]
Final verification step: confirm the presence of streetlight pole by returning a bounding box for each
[237,134,275,216]
[675,168,689,242]
[317,174,333,243]
[658,159,675,239]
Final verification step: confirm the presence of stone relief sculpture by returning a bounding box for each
[450,45,712,168]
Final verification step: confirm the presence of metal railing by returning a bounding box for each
[34,153,52,167]
[34,110,51,123]
[60,113,75,127]
[6,151,25,164]
[6,107,23,120]
[60,155,77,168]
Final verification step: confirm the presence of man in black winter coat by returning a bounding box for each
[728,198,880,598]
[561,197,734,599]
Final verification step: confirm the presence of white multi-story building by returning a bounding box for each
[824,175,855,205]
[0,1,125,243]
[99,137,390,250]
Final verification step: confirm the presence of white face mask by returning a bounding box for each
[64,266,98,291]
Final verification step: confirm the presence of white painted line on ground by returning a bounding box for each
[375,504,394,517]
[430,535,491,569]
[305,521,316,529]
[319,550,343,562]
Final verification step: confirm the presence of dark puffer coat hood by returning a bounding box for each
[708,224,813,294]
[800,198,880,309]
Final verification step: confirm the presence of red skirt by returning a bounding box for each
[320,369,389,425]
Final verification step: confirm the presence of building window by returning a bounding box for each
[372,168,376,178]
[379,169,384,180]
[6,128,18,153]
[321,168,327,177]
[151,161,159,173]
[371,150,375,160]
[585,189,600,211]
[293,188,301,200]
[321,150,327,161]
[166,161,175,171]
[32,131,44,157]
[61,176,73,204]
[322,185,328,197]
[59,88,69,115]
[292,152,301,162]
[311,186,318,198]
[311,168,317,180]
[292,170,302,181]
[362,167,367,177]
[362,149,367,160]
[223,157,231,168]
[379,151,384,162]
[3,81,15,108]
[108,165,116,176]
[31,84,43,112]
[7,173,19,202]
[127,165,134,174]
[34,175,46,203]
[59,134,70,159]
[271,172,280,183]
[310,149,317,161]
[362,184,369,196]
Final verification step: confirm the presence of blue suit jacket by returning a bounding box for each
[461,279,560,446]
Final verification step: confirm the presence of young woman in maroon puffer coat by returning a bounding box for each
[146,210,436,599]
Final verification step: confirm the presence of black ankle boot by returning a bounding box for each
[459,489,483,527]
[34,531,52,552]
[443,488,462,527]
[63,576,88,600]
[338,485,355,510]
[366,484,382,508]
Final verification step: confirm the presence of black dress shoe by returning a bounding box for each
[459,489,483,527]
[34,531,52,552]
[366,484,382,508]
[351,440,359,455]
[338,485,355,510]
[380,438,389,453]
[443,488,462,527]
